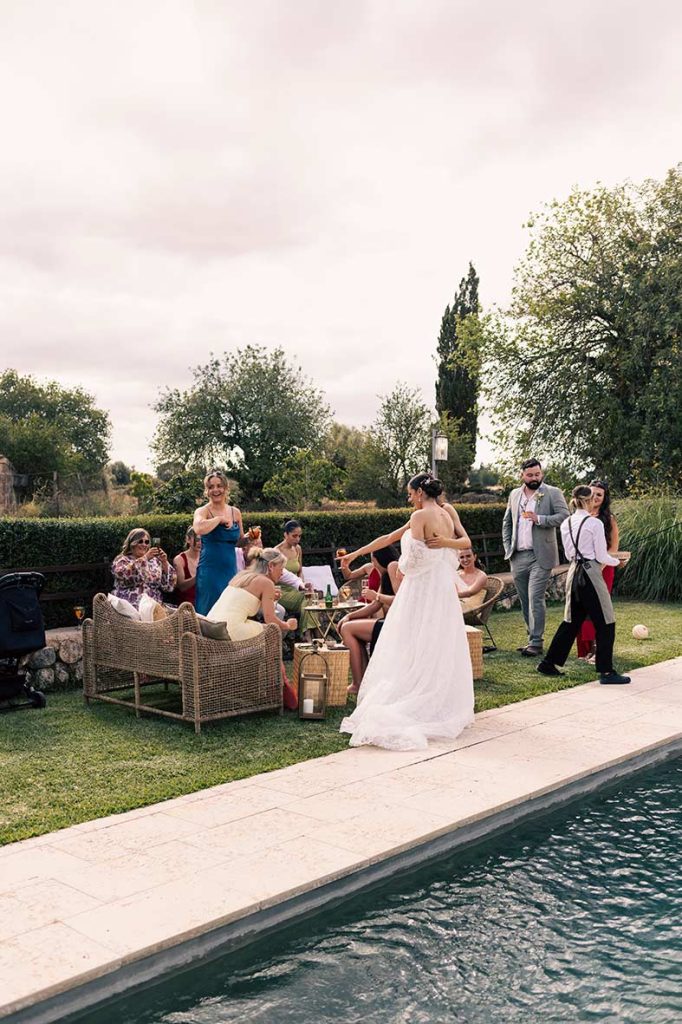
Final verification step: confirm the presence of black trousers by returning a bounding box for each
[544,573,615,674]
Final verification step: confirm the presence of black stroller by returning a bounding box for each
[0,572,48,712]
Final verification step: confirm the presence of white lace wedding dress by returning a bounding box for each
[340,531,474,750]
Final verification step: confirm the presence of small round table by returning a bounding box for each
[303,600,364,643]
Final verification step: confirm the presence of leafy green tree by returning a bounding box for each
[109,460,132,486]
[263,450,347,509]
[467,463,501,489]
[435,263,481,480]
[0,370,110,494]
[152,346,331,501]
[153,469,206,514]
[483,165,682,492]
[433,411,475,498]
[355,383,432,505]
[323,422,369,472]
[129,471,160,513]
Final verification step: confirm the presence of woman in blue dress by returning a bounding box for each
[193,469,244,615]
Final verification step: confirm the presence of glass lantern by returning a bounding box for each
[298,652,328,720]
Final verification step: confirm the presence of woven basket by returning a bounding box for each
[465,626,483,680]
[293,644,350,707]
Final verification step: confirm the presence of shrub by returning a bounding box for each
[614,496,682,602]
[0,504,507,626]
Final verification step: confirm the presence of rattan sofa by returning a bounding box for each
[83,593,282,733]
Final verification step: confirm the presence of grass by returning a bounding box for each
[2,599,680,846]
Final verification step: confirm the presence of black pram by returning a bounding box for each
[0,572,48,711]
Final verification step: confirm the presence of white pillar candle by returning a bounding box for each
[302,698,314,715]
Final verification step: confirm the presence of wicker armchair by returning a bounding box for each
[462,575,505,653]
[83,593,282,733]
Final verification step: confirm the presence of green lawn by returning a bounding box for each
[2,599,680,846]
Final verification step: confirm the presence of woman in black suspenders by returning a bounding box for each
[538,486,630,685]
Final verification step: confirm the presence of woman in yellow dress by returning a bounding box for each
[208,548,298,708]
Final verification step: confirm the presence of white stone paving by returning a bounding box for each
[1,657,680,1019]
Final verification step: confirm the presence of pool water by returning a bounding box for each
[83,760,681,1024]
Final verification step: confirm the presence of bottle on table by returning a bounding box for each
[324,585,333,609]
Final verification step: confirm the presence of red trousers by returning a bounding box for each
[576,564,615,656]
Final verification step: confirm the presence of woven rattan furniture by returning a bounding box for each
[83,593,282,733]
[292,643,350,706]
[462,575,505,653]
[465,626,483,680]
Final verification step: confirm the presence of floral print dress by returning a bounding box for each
[111,555,177,610]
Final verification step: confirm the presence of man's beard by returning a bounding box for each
[525,479,542,490]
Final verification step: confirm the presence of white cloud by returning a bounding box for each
[1,0,681,469]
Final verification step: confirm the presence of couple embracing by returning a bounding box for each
[339,472,474,751]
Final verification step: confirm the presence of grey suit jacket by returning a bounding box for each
[502,484,570,570]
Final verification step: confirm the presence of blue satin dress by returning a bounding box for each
[195,521,240,616]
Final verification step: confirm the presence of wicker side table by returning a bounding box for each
[292,643,350,707]
[465,626,484,680]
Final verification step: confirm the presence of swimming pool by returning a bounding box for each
[77,758,681,1024]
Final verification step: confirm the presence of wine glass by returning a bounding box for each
[73,604,86,628]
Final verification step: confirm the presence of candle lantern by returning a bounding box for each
[298,651,328,720]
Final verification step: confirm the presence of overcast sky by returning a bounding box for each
[1,0,681,471]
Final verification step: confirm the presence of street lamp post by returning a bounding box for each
[431,429,449,478]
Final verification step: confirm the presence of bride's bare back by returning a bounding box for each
[410,503,455,541]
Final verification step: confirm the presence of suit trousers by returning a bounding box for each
[510,550,551,646]
[545,573,615,674]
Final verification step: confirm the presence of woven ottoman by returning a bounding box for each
[292,643,351,707]
[465,626,483,680]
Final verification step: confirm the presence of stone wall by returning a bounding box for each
[21,629,83,692]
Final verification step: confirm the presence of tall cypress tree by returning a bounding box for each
[435,262,480,466]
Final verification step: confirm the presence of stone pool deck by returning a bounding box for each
[2,658,681,1023]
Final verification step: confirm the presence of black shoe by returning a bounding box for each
[522,645,544,657]
[516,646,528,653]
[537,661,564,677]
[600,671,631,685]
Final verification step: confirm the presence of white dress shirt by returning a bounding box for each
[280,567,305,590]
[561,511,619,566]
[516,491,537,550]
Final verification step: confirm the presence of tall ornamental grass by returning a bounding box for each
[615,497,682,602]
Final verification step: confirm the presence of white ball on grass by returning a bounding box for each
[632,624,649,640]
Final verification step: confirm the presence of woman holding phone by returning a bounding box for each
[111,528,177,609]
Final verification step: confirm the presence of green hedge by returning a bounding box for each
[0,505,507,627]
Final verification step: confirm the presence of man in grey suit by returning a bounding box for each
[502,458,569,656]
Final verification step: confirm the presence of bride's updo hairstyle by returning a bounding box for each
[408,472,444,499]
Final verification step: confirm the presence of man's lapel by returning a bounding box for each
[511,487,522,546]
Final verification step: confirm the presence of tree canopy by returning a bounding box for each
[152,345,331,501]
[435,262,481,483]
[263,449,346,509]
[342,383,432,506]
[0,369,110,493]
[483,165,682,491]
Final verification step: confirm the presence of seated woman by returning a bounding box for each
[456,548,488,613]
[274,519,315,635]
[111,528,177,610]
[207,548,298,709]
[338,545,400,695]
[172,527,201,606]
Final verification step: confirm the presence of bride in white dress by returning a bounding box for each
[339,473,475,751]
